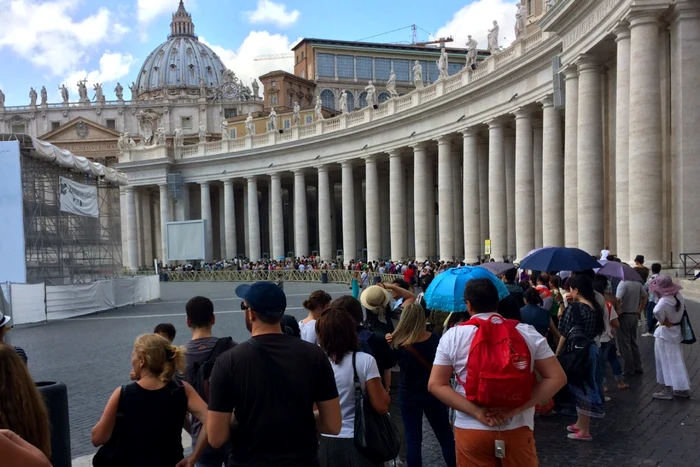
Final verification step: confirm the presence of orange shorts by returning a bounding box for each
[454,426,538,467]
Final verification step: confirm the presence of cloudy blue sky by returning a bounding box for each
[0,0,517,106]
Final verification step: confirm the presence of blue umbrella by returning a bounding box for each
[519,247,600,273]
[424,266,510,313]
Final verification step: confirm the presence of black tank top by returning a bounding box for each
[121,381,187,467]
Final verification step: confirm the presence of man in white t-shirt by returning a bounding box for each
[428,278,566,466]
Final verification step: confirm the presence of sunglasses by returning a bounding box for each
[240,302,249,311]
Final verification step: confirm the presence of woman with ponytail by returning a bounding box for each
[556,274,606,442]
[92,333,210,466]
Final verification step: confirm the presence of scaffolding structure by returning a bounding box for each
[3,134,123,285]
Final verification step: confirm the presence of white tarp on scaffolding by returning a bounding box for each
[8,283,45,325]
[0,141,27,284]
[59,176,99,218]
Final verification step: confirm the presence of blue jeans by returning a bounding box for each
[646,300,657,333]
[399,389,456,467]
[600,340,623,384]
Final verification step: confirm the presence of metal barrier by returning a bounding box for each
[130,269,404,285]
[679,253,700,277]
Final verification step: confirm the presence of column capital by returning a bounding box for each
[292,168,306,176]
[435,134,452,145]
[269,172,281,180]
[388,148,402,158]
[613,21,630,41]
[223,178,235,185]
[125,185,135,193]
[341,160,354,169]
[246,176,257,182]
[628,9,663,28]
[362,154,378,163]
[315,164,329,173]
[538,95,554,108]
[409,141,427,151]
[199,180,210,187]
[512,107,533,119]
[560,64,578,80]
[669,2,700,23]
[486,118,507,129]
[158,182,168,189]
[576,54,600,74]
[460,127,479,138]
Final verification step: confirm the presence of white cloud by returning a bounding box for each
[200,31,299,91]
[0,0,129,76]
[244,0,300,28]
[63,52,135,101]
[137,0,176,24]
[433,0,517,51]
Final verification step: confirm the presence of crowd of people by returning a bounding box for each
[0,252,694,466]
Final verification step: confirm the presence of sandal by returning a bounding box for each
[567,432,593,441]
[618,383,630,390]
[566,424,580,433]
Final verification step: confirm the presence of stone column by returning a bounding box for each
[576,55,604,254]
[670,2,700,255]
[159,184,170,263]
[293,169,309,257]
[412,143,429,262]
[316,166,333,261]
[452,146,464,260]
[505,130,516,257]
[629,11,663,263]
[478,139,489,246]
[532,119,544,248]
[488,120,507,260]
[341,161,356,264]
[200,181,213,260]
[125,186,138,271]
[389,149,407,260]
[355,174,366,254]
[437,136,455,261]
[267,174,282,260]
[247,177,261,261]
[514,109,534,260]
[364,156,381,262]
[175,183,190,222]
[541,96,564,247]
[562,65,579,247]
[614,22,632,262]
[461,129,480,263]
[380,168,391,258]
[223,179,237,261]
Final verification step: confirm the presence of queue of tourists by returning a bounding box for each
[0,249,695,467]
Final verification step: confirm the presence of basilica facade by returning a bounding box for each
[0,1,263,166]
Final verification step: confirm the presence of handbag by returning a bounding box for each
[680,309,696,345]
[352,352,400,463]
[93,385,127,467]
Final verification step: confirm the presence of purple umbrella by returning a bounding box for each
[597,261,643,283]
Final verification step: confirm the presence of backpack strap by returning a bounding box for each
[404,344,432,371]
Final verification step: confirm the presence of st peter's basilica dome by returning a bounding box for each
[134,1,227,100]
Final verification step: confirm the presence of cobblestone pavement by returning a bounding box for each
[11,282,700,466]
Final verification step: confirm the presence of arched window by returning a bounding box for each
[359,91,368,109]
[377,92,390,104]
[345,91,355,112]
[320,89,335,110]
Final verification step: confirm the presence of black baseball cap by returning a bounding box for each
[235,282,287,317]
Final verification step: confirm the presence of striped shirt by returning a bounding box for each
[14,346,28,364]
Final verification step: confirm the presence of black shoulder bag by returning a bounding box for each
[352,352,400,463]
[557,305,592,387]
[93,385,128,467]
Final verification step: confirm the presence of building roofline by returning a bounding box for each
[258,70,316,86]
[291,37,490,56]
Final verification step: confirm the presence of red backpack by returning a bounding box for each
[456,315,534,409]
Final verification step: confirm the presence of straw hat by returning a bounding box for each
[360,285,391,313]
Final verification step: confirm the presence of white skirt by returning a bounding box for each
[654,337,691,391]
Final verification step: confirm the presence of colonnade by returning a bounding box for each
[120,7,700,270]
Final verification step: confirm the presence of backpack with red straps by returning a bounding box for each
[456,315,534,409]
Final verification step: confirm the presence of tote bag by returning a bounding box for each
[352,352,400,462]
[680,309,696,345]
[93,386,127,467]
